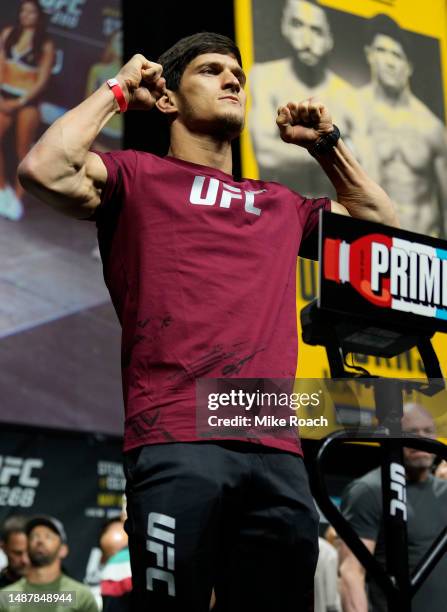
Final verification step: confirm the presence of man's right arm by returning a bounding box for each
[18,54,166,219]
[339,537,375,612]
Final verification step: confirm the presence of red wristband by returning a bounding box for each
[107,78,128,113]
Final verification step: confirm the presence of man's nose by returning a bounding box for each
[384,52,397,67]
[222,70,240,91]
[299,26,313,49]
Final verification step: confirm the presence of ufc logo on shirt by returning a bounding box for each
[146,512,176,596]
[189,175,265,216]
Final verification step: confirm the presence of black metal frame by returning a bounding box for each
[313,430,447,610]
[303,307,447,611]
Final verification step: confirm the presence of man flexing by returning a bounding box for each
[18,31,397,611]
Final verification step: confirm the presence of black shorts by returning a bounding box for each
[124,441,319,612]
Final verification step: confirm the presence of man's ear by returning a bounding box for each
[156,90,178,117]
[59,544,69,560]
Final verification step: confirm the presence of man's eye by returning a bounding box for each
[289,17,302,28]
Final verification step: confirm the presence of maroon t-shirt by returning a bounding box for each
[94,150,330,454]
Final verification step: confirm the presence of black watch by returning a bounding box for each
[309,124,340,156]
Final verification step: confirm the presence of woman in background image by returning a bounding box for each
[0,0,54,220]
[85,30,123,151]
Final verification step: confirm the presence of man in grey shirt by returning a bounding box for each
[339,403,447,611]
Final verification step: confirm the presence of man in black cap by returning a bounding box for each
[0,515,98,611]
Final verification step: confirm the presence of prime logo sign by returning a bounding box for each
[319,212,447,332]
[324,234,447,320]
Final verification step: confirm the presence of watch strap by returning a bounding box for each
[310,124,341,156]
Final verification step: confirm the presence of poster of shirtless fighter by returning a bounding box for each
[235,0,447,379]
[239,0,447,238]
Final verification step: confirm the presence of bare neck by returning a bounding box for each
[20,28,34,42]
[27,563,62,585]
[168,123,233,175]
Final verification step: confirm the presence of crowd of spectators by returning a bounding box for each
[0,506,131,612]
[1,417,446,612]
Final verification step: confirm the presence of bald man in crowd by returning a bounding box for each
[339,403,447,612]
[249,0,367,197]
[0,516,98,611]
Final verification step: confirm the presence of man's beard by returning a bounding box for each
[296,48,321,68]
[29,549,59,567]
[404,452,434,471]
[183,102,244,141]
[291,52,328,87]
[212,112,245,140]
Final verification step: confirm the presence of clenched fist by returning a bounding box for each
[115,54,166,111]
[276,99,334,149]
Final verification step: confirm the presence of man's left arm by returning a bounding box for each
[276,99,399,227]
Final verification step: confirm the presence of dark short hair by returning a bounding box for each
[158,32,242,91]
[282,0,333,40]
[366,13,410,58]
[1,515,27,545]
